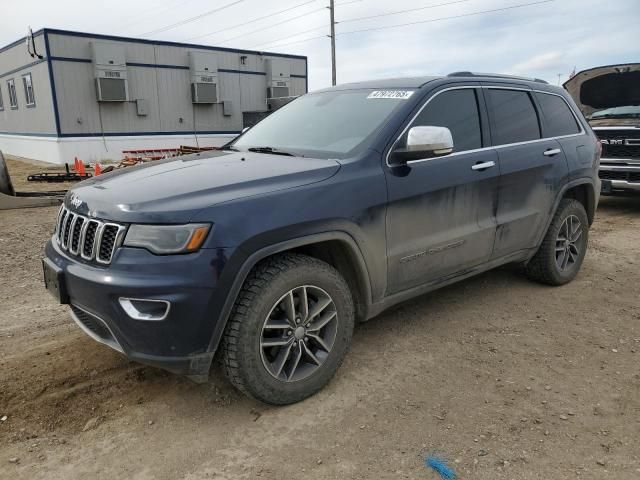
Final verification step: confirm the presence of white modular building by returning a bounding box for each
[0,28,308,164]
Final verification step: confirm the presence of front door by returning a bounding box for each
[384,86,500,295]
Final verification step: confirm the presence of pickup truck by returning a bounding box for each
[565,63,640,195]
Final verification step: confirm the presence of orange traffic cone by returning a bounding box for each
[94,163,102,176]
[74,157,80,172]
[77,159,86,176]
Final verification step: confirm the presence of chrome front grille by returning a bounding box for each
[54,206,126,265]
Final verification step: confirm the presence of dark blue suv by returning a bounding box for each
[43,72,601,404]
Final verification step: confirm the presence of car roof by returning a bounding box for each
[314,76,443,92]
[313,72,555,93]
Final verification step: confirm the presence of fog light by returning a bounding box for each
[119,298,170,321]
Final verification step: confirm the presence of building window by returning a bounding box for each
[0,86,4,111]
[22,73,36,107]
[7,79,18,109]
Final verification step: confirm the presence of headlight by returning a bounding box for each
[123,223,211,254]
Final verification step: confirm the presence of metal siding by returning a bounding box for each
[0,38,57,135]
[54,61,100,134]
[157,67,193,132]
[290,77,307,97]
[239,74,267,111]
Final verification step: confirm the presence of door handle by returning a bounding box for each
[471,161,495,171]
[543,148,562,157]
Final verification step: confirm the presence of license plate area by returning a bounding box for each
[42,258,69,304]
[601,179,612,194]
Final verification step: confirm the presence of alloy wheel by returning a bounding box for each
[260,285,338,382]
[555,214,583,272]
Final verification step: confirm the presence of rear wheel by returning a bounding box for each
[221,253,354,405]
[525,199,589,285]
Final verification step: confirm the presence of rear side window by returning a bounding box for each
[535,92,581,137]
[486,89,540,145]
[409,89,482,152]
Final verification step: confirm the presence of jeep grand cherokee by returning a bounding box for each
[43,72,600,404]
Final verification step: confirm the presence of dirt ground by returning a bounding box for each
[2,155,82,194]
[0,179,639,478]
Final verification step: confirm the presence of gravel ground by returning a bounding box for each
[0,171,639,479]
[2,155,79,194]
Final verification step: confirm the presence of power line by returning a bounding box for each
[120,0,198,33]
[215,5,327,45]
[338,0,476,25]
[252,0,476,49]
[141,0,245,37]
[185,0,317,42]
[256,0,554,50]
[340,0,555,35]
[217,0,362,46]
[249,25,327,48]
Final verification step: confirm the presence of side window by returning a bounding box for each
[22,73,36,107]
[409,89,482,152]
[7,79,18,109]
[535,92,580,137]
[486,89,540,145]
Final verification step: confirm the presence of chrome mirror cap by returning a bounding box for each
[407,126,454,155]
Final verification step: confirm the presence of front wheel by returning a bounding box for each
[525,199,589,286]
[221,253,354,405]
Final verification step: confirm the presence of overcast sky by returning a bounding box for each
[3,0,639,90]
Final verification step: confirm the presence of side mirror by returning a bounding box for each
[390,126,454,164]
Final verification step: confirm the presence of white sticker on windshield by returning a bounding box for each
[367,90,414,100]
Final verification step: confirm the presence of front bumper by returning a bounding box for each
[599,159,640,194]
[44,239,233,380]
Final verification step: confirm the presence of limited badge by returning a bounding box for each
[367,90,414,100]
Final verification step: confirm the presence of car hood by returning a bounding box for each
[66,151,340,223]
[564,64,640,119]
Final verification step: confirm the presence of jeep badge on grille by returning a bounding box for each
[70,193,83,208]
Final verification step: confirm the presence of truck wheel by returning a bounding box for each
[221,253,354,405]
[525,199,589,286]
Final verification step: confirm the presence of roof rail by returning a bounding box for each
[447,71,549,84]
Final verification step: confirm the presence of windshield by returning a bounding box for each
[589,105,640,119]
[232,89,415,158]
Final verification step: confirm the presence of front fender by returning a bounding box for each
[205,230,374,354]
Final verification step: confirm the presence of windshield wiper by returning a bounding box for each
[247,146,295,156]
[220,145,240,151]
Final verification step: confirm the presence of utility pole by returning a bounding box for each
[329,0,336,86]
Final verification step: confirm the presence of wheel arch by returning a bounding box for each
[535,178,597,250]
[562,180,597,226]
[207,231,373,355]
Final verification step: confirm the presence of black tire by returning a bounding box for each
[525,199,589,286]
[0,151,16,197]
[221,253,354,405]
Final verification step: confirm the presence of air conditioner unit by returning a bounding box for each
[191,82,218,104]
[189,51,218,104]
[91,42,128,102]
[265,58,291,98]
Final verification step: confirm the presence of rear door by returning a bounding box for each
[384,86,499,294]
[534,91,589,181]
[483,85,570,258]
